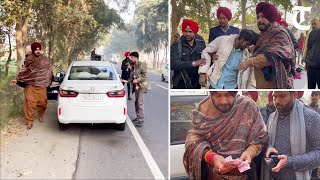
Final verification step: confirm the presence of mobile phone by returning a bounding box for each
[269,152,280,164]
[264,157,277,169]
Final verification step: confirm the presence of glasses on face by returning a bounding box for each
[311,93,319,97]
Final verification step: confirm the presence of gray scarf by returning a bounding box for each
[265,100,310,180]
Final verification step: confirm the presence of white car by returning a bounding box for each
[162,62,169,82]
[57,61,127,130]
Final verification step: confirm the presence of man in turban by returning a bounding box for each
[183,91,268,179]
[11,42,53,129]
[121,51,132,100]
[208,7,240,43]
[171,19,206,89]
[238,2,294,89]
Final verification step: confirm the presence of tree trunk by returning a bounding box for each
[153,51,156,69]
[171,0,182,44]
[15,3,32,74]
[241,0,247,29]
[5,30,12,76]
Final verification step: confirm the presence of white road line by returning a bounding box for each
[126,116,165,180]
[156,84,168,90]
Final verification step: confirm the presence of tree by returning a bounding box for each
[135,0,168,69]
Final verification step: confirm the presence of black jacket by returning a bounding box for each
[284,27,299,49]
[170,36,206,89]
[121,57,132,80]
[307,29,320,68]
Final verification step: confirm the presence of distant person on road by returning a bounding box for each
[130,52,150,127]
[297,33,305,65]
[183,91,268,179]
[91,48,96,60]
[171,19,206,89]
[262,91,320,180]
[208,7,240,43]
[306,28,320,89]
[198,29,258,89]
[10,42,53,129]
[238,2,294,89]
[121,51,132,100]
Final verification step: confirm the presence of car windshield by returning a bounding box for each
[68,65,116,80]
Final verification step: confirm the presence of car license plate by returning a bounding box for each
[81,95,104,102]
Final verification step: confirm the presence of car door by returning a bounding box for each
[47,72,65,100]
[170,93,207,180]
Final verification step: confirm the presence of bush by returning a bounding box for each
[0,74,24,128]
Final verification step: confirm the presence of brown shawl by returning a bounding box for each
[183,96,268,180]
[254,23,294,89]
[17,54,53,88]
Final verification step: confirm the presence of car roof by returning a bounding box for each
[71,60,112,67]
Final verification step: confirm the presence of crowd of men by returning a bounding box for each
[171,1,320,89]
[183,91,320,180]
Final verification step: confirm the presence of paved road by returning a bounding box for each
[0,63,169,179]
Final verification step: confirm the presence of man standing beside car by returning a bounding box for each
[130,52,150,127]
[121,51,132,100]
[10,42,53,129]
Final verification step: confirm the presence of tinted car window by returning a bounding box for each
[170,95,207,145]
[68,66,116,80]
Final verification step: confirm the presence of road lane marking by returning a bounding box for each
[126,116,165,180]
[156,84,168,90]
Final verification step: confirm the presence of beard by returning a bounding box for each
[275,99,294,114]
[184,35,194,42]
[258,22,271,32]
[309,101,319,108]
[211,97,235,114]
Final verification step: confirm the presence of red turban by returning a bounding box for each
[268,91,273,102]
[182,19,199,34]
[31,42,41,52]
[125,51,131,57]
[256,2,278,23]
[277,11,282,23]
[280,20,288,27]
[248,91,259,102]
[297,91,304,99]
[217,7,232,21]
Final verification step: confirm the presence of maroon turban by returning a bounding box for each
[31,42,41,52]
[297,91,304,99]
[125,51,131,57]
[280,20,288,27]
[256,2,278,23]
[268,91,273,102]
[217,7,232,21]
[248,91,259,102]
[182,19,199,34]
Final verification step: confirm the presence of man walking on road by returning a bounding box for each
[171,19,206,89]
[11,42,53,129]
[208,7,240,43]
[263,91,320,180]
[238,2,294,89]
[183,91,268,179]
[121,51,132,100]
[130,52,150,127]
